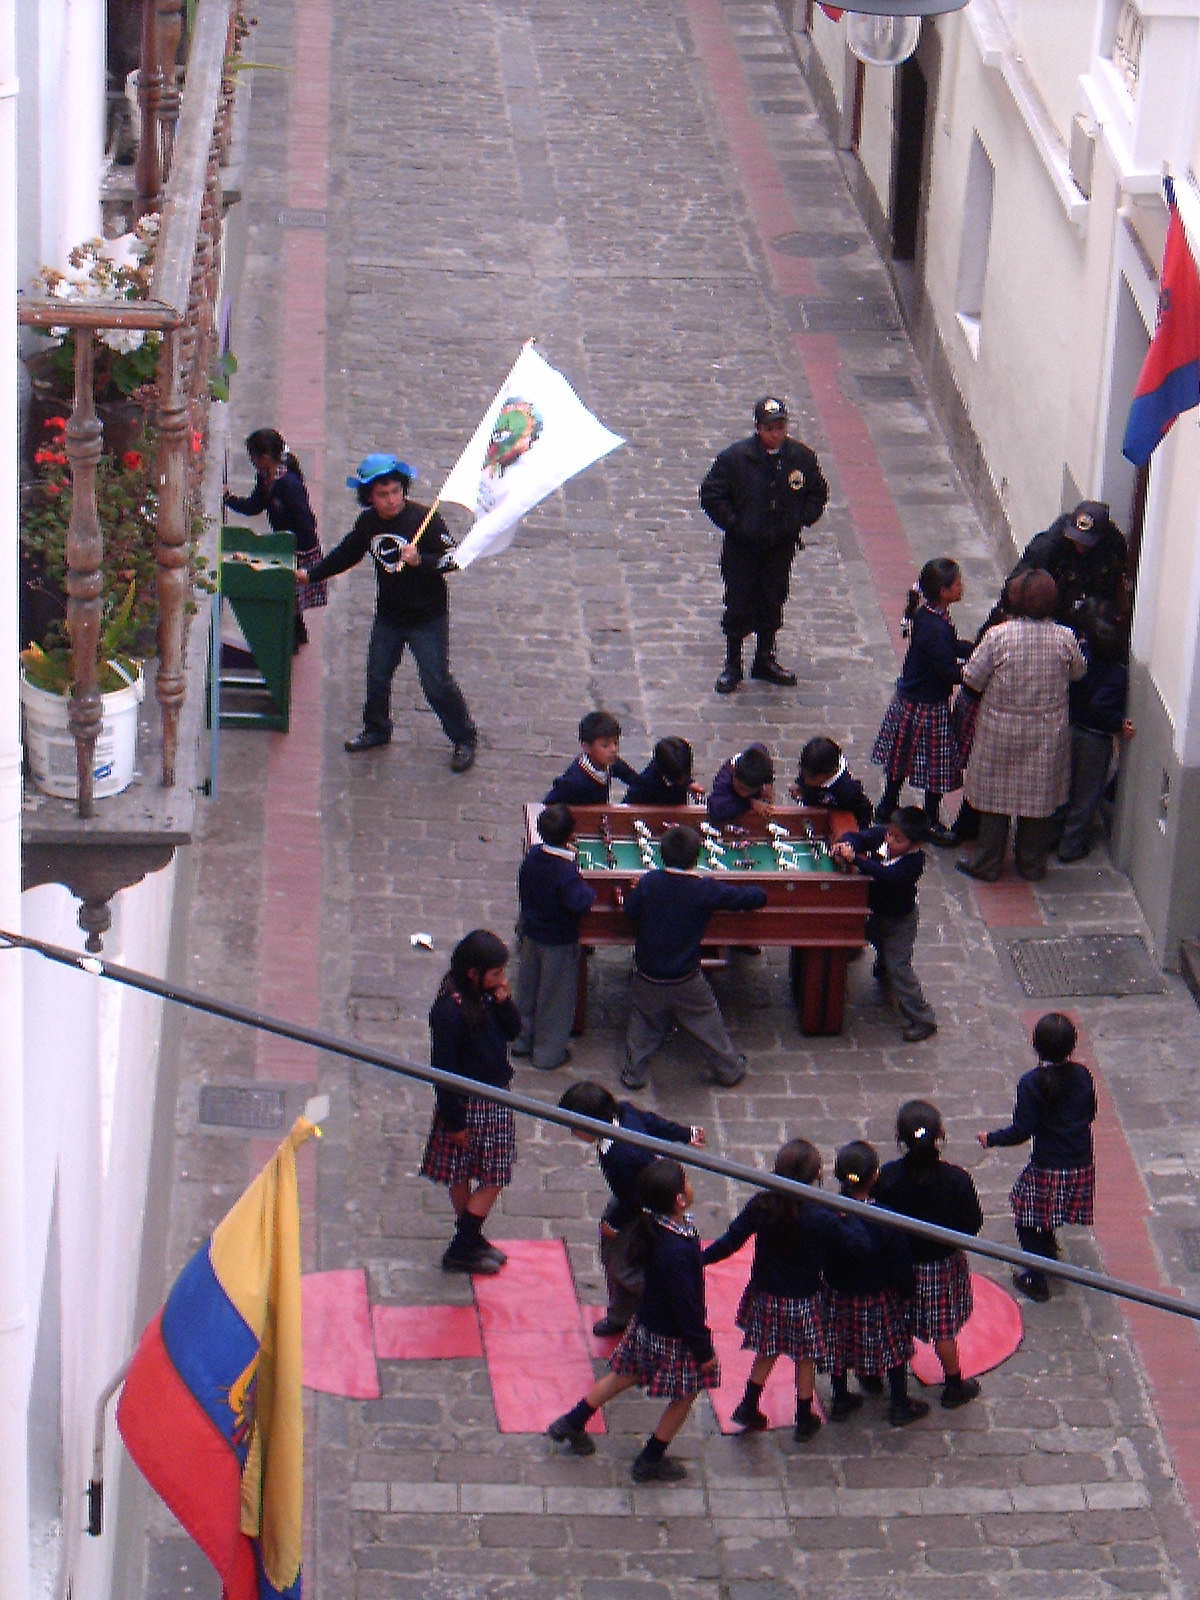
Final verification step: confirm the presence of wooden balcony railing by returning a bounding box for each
[17,0,239,816]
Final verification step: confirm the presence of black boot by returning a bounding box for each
[715,637,743,695]
[750,633,797,686]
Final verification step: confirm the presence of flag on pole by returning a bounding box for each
[438,342,623,570]
[1122,177,1200,467]
[117,1115,317,1600]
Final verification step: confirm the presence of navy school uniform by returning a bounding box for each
[626,869,768,980]
[225,464,327,610]
[796,763,873,830]
[609,1215,721,1398]
[871,605,970,794]
[836,826,935,1031]
[624,758,692,807]
[707,745,770,825]
[544,754,639,806]
[984,1061,1097,1231]
[420,988,522,1190]
[514,842,596,1069]
[703,1194,831,1362]
[874,1155,983,1342]
[822,1206,915,1376]
[595,1104,696,1325]
[518,843,596,945]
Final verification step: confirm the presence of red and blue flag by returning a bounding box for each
[1123,178,1200,467]
[117,1116,316,1600]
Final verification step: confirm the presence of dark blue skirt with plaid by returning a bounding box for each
[1011,1163,1095,1230]
[909,1252,973,1343]
[872,692,963,794]
[609,1319,721,1399]
[823,1287,913,1375]
[736,1286,825,1362]
[419,1096,515,1189]
[296,539,329,611]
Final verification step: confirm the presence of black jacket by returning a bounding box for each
[700,434,828,548]
[428,989,521,1132]
[823,1206,914,1299]
[1069,646,1128,736]
[225,466,319,553]
[638,1219,714,1362]
[874,1155,983,1264]
[836,826,924,920]
[1013,515,1127,623]
[985,1061,1097,1170]
[599,1104,694,1229]
[544,756,638,806]
[797,768,873,830]
[306,501,453,628]
[626,869,767,980]
[624,758,691,807]
[703,1193,830,1298]
[518,845,595,946]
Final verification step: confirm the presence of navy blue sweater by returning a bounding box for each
[624,758,691,807]
[797,768,873,830]
[544,756,639,806]
[707,748,771,824]
[823,1206,914,1300]
[895,606,970,703]
[625,869,767,980]
[428,989,522,1133]
[874,1155,983,1264]
[702,1193,830,1298]
[985,1062,1097,1170]
[225,465,319,552]
[599,1104,694,1228]
[518,844,595,945]
[1069,647,1128,736]
[837,826,924,919]
[637,1219,714,1362]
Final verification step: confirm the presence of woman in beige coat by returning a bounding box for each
[956,570,1086,882]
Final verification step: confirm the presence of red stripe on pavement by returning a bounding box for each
[301,1269,380,1400]
[373,1304,484,1361]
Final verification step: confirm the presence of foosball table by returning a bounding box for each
[521,805,870,1036]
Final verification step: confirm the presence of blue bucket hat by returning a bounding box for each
[346,453,417,492]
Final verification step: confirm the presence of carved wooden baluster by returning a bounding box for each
[156,0,185,184]
[154,329,189,786]
[65,332,105,818]
[136,0,163,215]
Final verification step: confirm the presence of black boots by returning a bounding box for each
[750,633,797,686]
[715,637,743,695]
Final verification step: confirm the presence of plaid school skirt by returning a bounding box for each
[419,1096,515,1189]
[909,1252,973,1343]
[872,693,963,795]
[295,539,328,611]
[1011,1163,1095,1230]
[951,687,982,763]
[609,1319,721,1399]
[736,1286,825,1362]
[823,1287,913,1376]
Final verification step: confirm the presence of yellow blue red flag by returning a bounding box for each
[117,1115,316,1599]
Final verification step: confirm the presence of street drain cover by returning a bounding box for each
[1005,935,1166,998]
[199,1085,286,1130]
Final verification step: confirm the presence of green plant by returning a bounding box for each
[21,584,141,696]
[34,218,161,401]
[209,350,238,403]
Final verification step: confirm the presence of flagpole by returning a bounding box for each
[407,497,441,551]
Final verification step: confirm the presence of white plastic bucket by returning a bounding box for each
[20,662,144,800]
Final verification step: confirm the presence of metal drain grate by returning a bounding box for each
[1178,1229,1200,1272]
[277,208,327,229]
[199,1085,286,1130]
[1006,935,1166,998]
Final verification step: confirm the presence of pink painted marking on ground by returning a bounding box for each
[910,1274,1024,1386]
[702,1247,822,1431]
[373,1304,485,1361]
[301,1269,380,1399]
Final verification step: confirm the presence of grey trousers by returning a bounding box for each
[1058,728,1115,860]
[513,936,578,1070]
[968,811,1059,880]
[600,1200,642,1326]
[625,968,742,1083]
[868,908,935,1029]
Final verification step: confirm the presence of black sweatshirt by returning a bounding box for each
[823,1206,914,1299]
[598,1104,694,1229]
[428,989,521,1133]
[985,1061,1097,1169]
[625,869,767,980]
[836,826,924,919]
[226,466,319,552]
[637,1219,714,1363]
[544,756,639,806]
[702,1193,830,1298]
[874,1155,983,1264]
[305,501,453,628]
[895,605,970,703]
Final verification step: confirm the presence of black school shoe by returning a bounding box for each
[793,1411,822,1442]
[828,1392,864,1421]
[1013,1269,1051,1303]
[941,1377,981,1410]
[547,1415,596,1456]
[441,1241,500,1276]
[591,1315,628,1338]
[345,730,390,753]
[478,1237,507,1267]
[631,1454,687,1483]
[888,1397,930,1428]
[730,1397,770,1430]
[714,664,742,695]
[749,654,797,687]
[450,742,476,773]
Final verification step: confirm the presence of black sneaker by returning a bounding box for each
[345,730,390,753]
[1013,1269,1051,1303]
[902,1019,937,1043]
[941,1377,981,1410]
[829,1392,864,1422]
[888,1397,930,1428]
[631,1454,687,1483]
[793,1411,822,1442]
[749,655,797,686]
[710,1055,747,1087]
[730,1398,769,1431]
[547,1414,596,1457]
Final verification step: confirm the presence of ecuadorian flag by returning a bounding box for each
[117,1116,316,1599]
[1123,178,1200,468]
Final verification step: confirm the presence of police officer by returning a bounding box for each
[699,397,829,695]
[1010,501,1128,625]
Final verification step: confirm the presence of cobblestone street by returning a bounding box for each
[152,1,1200,1596]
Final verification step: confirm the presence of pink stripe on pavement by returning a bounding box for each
[301,1269,381,1399]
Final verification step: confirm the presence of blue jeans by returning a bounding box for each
[362,612,476,746]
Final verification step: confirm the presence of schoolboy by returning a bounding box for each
[512,804,596,1071]
[545,711,639,805]
[624,736,703,806]
[559,1081,704,1337]
[707,744,774,825]
[623,824,767,1089]
[832,807,937,1043]
[299,454,477,770]
[791,736,873,829]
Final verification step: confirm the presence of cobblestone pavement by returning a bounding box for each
[148,1,1200,1597]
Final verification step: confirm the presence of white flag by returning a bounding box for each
[438,343,624,570]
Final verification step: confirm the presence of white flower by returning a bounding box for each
[99,327,147,355]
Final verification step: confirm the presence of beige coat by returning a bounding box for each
[962,619,1086,817]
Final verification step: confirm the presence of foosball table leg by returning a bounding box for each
[790,947,843,1036]
[571,947,592,1036]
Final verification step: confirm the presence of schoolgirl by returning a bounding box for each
[223,427,325,649]
[978,1012,1097,1303]
[420,930,521,1276]
[702,1139,831,1442]
[872,557,971,845]
[874,1100,984,1409]
[548,1158,720,1483]
[823,1141,928,1428]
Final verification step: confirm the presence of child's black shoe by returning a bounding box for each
[547,1415,596,1456]
[441,1242,499,1276]
[478,1237,507,1267]
[793,1411,822,1442]
[729,1398,769,1431]
[888,1397,930,1428]
[940,1376,981,1410]
[829,1393,864,1422]
[856,1374,884,1395]
[1013,1269,1051,1303]
[631,1454,687,1482]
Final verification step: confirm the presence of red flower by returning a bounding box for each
[122,451,143,470]
[45,416,68,431]
[52,452,68,465]
[190,428,203,454]
[33,449,54,465]
[43,483,60,495]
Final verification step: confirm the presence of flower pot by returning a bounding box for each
[20,662,144,800]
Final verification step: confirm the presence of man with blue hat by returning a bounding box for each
[298,454,478,769]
